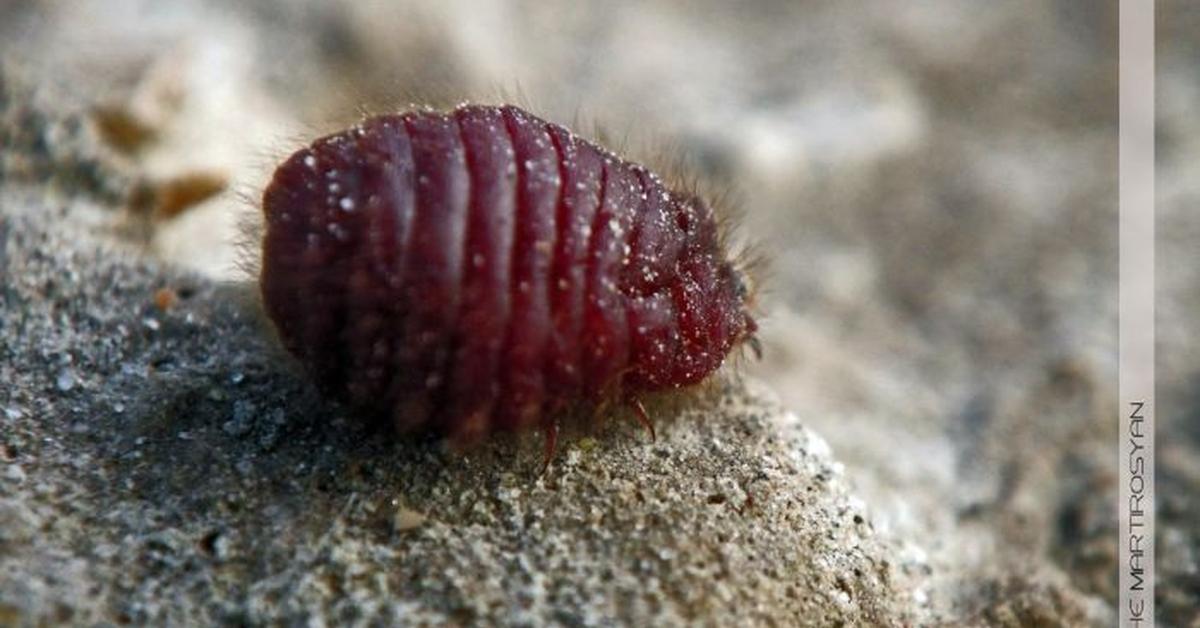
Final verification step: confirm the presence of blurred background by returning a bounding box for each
[0,0,1194,623]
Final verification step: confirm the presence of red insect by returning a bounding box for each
[259,104,757,458]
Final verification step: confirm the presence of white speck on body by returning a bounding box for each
[327,223,350,241]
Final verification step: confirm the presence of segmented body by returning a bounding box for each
[260,104,755,443]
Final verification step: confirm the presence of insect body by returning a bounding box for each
[260,104,756,451]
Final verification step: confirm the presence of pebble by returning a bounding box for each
[223,401,256,437]
[55,368,76,391]
[393,508,426,532]
[4,465,27,483]
[210,532,231,561]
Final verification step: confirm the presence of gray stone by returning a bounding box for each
[0,190,926,625]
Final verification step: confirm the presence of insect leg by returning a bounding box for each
[540,418,559,475]
[626,396,656,442]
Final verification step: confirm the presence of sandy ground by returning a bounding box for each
[0,1,1196,625]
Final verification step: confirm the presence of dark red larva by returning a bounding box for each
[259,104,757,449]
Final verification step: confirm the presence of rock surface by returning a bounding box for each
[0,193,931,625]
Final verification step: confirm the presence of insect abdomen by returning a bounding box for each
[260,104,755,440]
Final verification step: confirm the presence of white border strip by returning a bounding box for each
[1119,1,1155,625]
